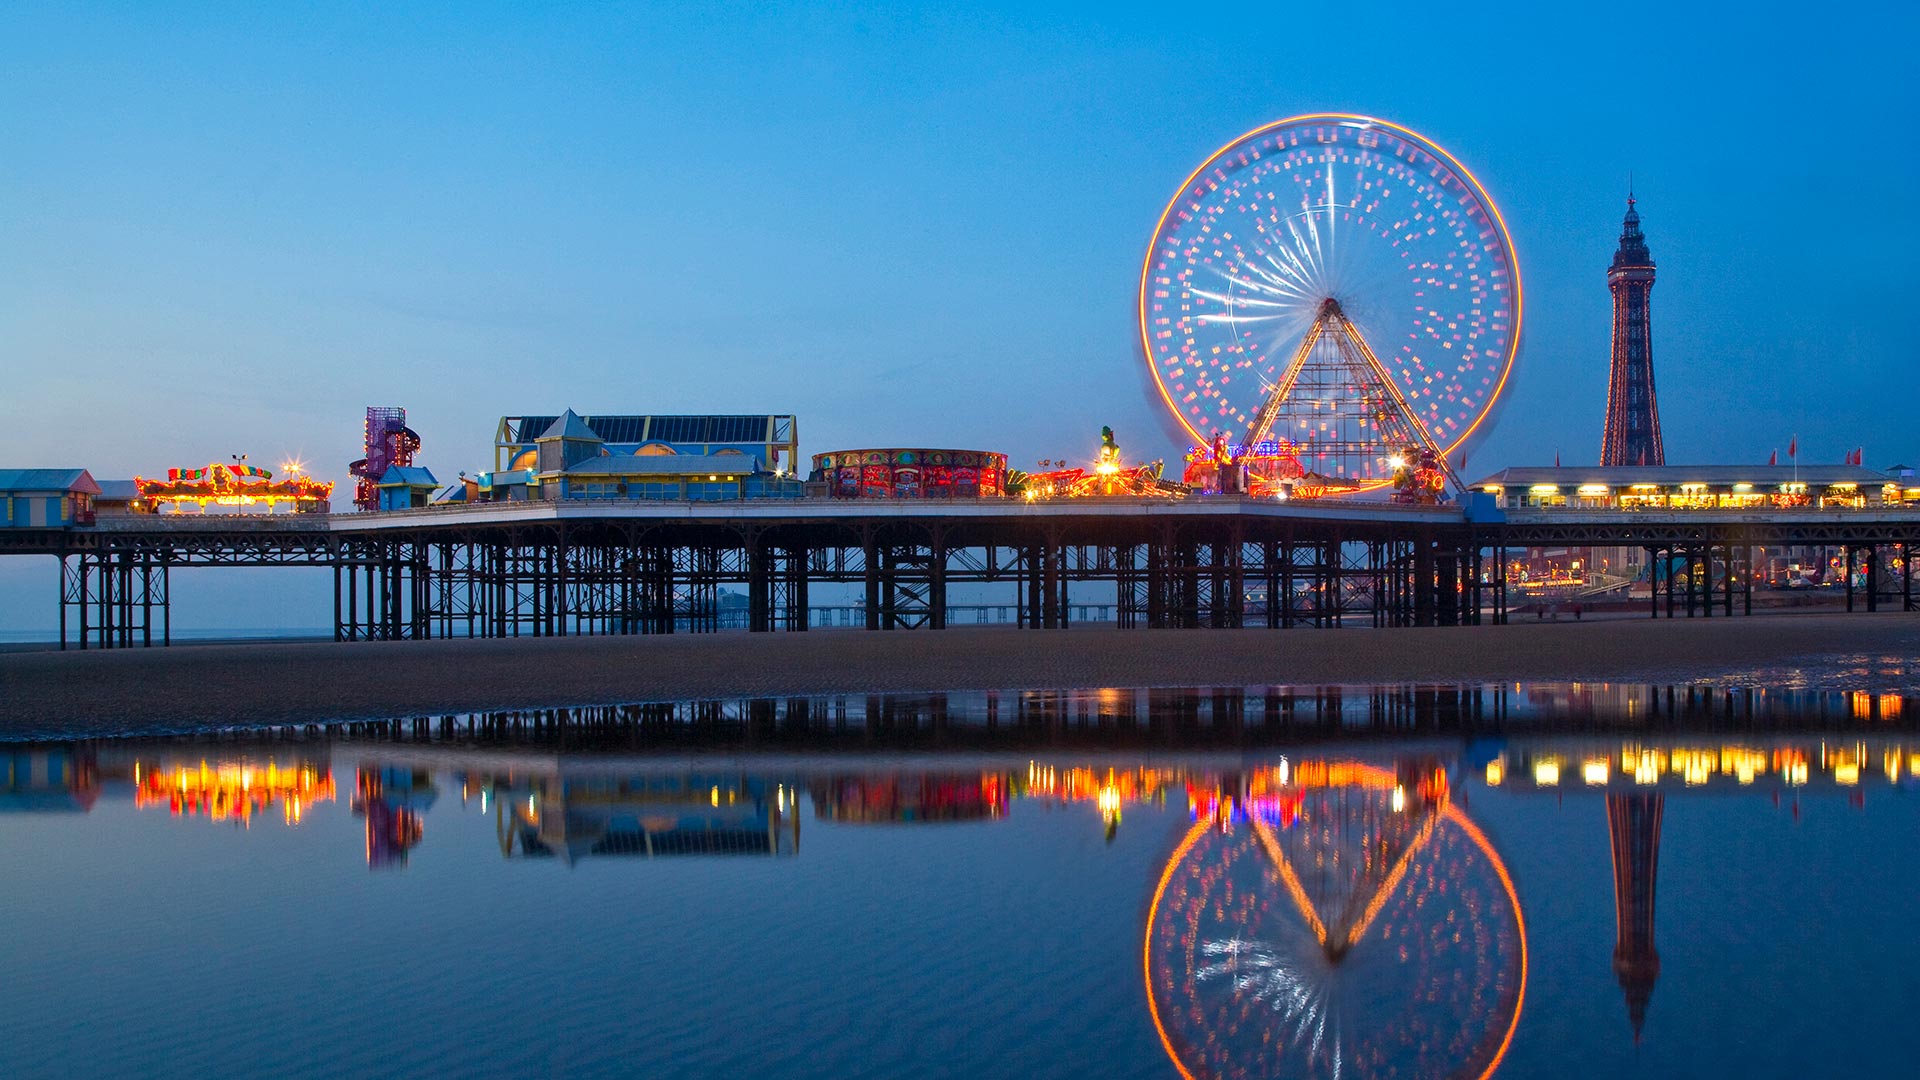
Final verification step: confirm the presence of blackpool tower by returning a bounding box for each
[1601,195,1665,465]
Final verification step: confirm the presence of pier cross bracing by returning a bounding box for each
[4,499,1917,649]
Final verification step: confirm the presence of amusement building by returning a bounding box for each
[3,113,1916,643]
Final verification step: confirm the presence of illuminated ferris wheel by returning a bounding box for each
[1140,114,1522,492]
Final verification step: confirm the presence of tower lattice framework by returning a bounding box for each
[1601,196,1664,466]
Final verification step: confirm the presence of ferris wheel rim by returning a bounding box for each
[1137,112,1525,485]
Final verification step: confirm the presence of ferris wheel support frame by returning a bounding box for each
[1238,297,1466,494]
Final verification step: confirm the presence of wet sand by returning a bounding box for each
[3,613,1917,739]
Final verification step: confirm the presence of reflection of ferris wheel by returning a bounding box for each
[1146,764,1526,1080]
[1140,114,1522,491]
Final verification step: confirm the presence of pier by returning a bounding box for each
[3,495,1914,649]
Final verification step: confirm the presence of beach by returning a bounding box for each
[3,612,1917,739]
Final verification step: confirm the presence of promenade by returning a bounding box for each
[3,612,1915,739]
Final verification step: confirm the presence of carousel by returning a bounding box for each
[132,460,333,514]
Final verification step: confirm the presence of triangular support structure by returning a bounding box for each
[1241,298,1464,494]
[1251,800,1442,963]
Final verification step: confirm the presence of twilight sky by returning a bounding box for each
[1,2,1915,629]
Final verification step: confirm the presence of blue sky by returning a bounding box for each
[2,2,1915,629]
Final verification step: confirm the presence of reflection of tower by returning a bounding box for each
[1601,194,1664,466]
[1606,792,1663,1040]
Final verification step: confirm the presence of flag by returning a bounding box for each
[1789,436,1797,458]
[1554,451,1561,468]
[1768,450,1777,466]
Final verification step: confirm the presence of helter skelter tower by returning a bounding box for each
[1600,194,1665,466]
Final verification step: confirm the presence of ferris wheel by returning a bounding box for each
[1140,114,1522,492]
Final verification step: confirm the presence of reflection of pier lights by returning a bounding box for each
[1606,792,1663,1040]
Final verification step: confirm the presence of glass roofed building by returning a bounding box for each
[472,411,803,503]
[494,412,798,475]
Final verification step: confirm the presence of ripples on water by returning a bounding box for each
[1705,653,1920,694]
[3,682,1918,1079]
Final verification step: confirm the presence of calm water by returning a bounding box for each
[4,684,1918,1079]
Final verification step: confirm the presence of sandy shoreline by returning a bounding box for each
[1,613,1916,740]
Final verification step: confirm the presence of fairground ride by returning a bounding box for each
[349,406,421,512]
[133,461,333,514]
[1141,114,1522,499]
[1020,426,1182,500]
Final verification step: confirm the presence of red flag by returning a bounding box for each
[1789,436,1797,458]
[1554,451,1561,468]
[1768,450,1777,466]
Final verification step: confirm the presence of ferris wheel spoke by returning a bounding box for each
[1240,251,1316,297]
[1257,249,1318,304]
[1194,283,1294,309]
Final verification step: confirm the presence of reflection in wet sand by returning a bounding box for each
[1146,763,1524,1080]
[487,771,798,861]
[8,686,1920,1076]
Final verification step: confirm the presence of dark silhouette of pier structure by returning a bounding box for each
[1,497,1914,647]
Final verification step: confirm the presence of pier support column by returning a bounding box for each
[862,532,881,630]
[748,536,770,633]
[1116,544,1144,629]
[928,536,948,630]
[1413,532,1436,627]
